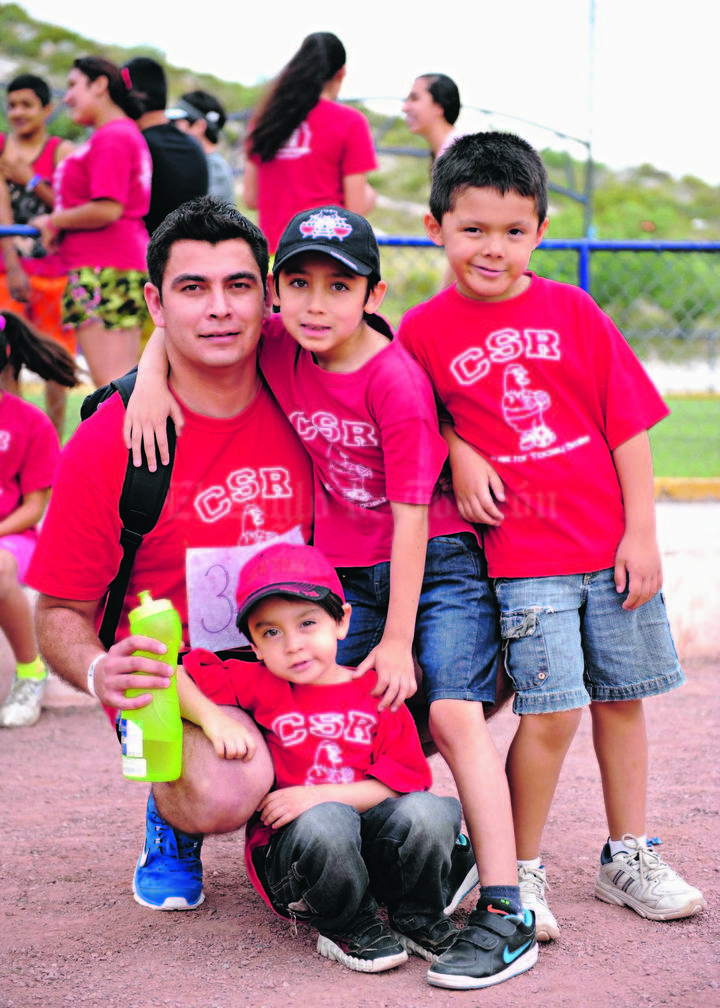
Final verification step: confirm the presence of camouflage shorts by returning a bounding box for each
[63,267,149,330]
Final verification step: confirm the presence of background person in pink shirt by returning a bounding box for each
[31,56,152,388]
[0,309,77,728]
[243,32,377,254]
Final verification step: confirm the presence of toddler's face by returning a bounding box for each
[247,595,351,686]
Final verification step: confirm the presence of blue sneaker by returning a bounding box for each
[133,792,205,910]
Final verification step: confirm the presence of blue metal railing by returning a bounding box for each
[377,236,720,293]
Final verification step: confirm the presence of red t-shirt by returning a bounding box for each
[259,315,475,567]
[53,118,152,271]
[184,647,431,915]
[398,274,669,577]
[249,100,378,252]
[27,384,313,648]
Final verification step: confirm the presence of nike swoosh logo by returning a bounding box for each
[485,903,510,915]
[503,940,534,964]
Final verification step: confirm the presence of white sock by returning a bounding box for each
[517,856,543,870]
[609,835,647,857]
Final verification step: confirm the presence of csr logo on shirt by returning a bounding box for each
[272,710,377,747]
[194,467,293,522]
[450,328,561,385]
[290,410,379,448]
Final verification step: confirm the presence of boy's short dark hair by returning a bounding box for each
[429,131,548,225]
[7,73,51,106]
[146,195,269,297]
[238,591,346,645]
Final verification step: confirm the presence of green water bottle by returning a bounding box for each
[119,591,183,782]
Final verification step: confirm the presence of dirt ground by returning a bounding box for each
[1,653,718,1008]
[2,502,719,1007]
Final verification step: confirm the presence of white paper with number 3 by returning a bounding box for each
[186,526,305,650]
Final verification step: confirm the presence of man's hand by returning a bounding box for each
[91,635,175,710]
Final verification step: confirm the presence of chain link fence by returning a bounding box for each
[376,237,720,390]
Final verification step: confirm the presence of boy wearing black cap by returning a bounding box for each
[176,542,464,974]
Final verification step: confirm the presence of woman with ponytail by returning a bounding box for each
[244,32,377,252]
[0,310,77,728]
[31,56,152,388]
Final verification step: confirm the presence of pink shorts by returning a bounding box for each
[0,533,37,582]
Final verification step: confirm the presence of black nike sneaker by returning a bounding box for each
[427,900,537,989]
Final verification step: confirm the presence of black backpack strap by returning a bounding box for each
[80,366,139,421]
[97,420,177,649]
[86,367,177,649]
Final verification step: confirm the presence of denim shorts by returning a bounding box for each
[336,532,500,704]
[493,569,684,715]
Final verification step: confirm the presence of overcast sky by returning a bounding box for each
[11,0,719,185]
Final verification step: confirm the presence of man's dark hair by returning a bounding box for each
[123,56,167,114]
[6,73,51,106]
[239,591,346,645]
[429,131,548,225]
[146,195,269,296]
[419,73,460,126]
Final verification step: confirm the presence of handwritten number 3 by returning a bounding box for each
[200,563,235,634]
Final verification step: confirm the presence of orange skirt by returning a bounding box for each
[0,272,75,355]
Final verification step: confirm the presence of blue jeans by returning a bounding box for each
[261,792,461,933]
[494,569,684,714]
[336,532,500,704]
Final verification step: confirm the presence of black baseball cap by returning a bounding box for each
[273,206,381,281]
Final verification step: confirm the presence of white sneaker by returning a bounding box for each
[0,675,47,728]
[518,863,560,941]
[595,834,706,921]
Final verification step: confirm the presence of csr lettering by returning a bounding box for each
[194,467,292,521]
[290,410,378,448]
[272,710,377,747]
[451,328,561,385]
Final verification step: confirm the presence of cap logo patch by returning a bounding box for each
[299,209,353,242]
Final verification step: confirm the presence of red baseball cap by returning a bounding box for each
[235,542,344,630]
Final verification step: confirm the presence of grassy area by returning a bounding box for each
[23,386,720,479]
[650,395,720,478]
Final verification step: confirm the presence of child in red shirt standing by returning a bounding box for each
[398,131,706,947]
